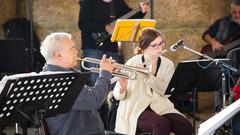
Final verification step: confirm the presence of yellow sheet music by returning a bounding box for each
[111,19,157,42]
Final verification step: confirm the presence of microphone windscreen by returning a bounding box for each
[170,45,177,52]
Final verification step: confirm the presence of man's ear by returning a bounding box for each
[54,50,62,61]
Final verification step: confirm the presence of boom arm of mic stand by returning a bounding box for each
[181,45,239,73]
[181,46,216,62]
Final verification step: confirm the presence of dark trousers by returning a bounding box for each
[137,107,193,135]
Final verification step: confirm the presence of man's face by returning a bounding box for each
[58,39,78,69]
[231,4,240,23]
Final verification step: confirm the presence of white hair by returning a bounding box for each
[40,32,72,61]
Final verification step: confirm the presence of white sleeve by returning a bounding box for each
[113,81,126,100]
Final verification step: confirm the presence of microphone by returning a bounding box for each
[170,40,184,52]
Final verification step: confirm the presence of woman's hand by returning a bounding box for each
[118,78,128,94]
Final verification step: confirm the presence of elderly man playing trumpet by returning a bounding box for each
[40,32,123,135]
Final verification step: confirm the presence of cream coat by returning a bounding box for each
[113,54,182,135]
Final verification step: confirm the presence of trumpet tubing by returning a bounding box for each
[77,57,149,80]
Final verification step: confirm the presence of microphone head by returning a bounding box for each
[177,39,183,45]
[169,39,184,52]
[170,45,177,52]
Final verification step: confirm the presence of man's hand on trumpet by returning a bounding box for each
[100,54,129,93]
[99,54,117,73]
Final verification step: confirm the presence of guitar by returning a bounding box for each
[91,6,142,45]
[201,34,240,58]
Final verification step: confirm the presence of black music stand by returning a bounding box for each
[0,72,88,135]
[165,59,230,134]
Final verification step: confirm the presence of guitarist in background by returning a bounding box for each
[202,0,240,113]
[78,0,149,131]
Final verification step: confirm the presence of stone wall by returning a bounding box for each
[0,0,17,38]
[0,0,231,64]
[0,0,81,53]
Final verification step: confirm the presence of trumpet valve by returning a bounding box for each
[114,69,137,80]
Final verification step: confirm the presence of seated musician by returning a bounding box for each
[113,28,193,135]
[202,0,240,113]
[40,32,125,135]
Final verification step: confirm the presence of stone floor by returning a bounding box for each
[1,92,232,135]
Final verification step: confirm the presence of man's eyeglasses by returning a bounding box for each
[149,40,166,48]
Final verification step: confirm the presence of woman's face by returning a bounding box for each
[145,36,165,56]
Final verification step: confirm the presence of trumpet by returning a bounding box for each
[77,57,149,80]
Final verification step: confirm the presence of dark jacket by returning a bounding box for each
[43,64,112,135]
[202,16,240,43]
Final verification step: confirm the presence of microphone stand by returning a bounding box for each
[179,45,238,73]
[28,0,34,72]
[150,0,154,19]
[175,43,239,134]
[178,44,238,109]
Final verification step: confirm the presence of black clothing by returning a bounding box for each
[203,16,240,44]
[202,15,240,75]
[78,0,145,52]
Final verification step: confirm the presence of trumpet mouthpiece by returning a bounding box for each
[76,58,84,61]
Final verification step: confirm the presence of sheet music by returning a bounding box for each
[198,99,240,135]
